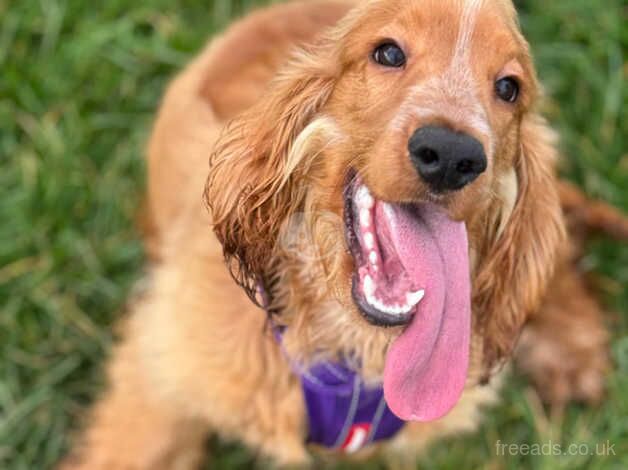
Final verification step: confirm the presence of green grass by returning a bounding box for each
[0,0,626,468]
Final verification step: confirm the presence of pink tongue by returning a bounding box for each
[380,203,471,421]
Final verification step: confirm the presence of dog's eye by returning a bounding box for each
[372,42,406,68]
[495,77,520,103]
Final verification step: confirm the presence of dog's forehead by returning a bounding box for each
[358,0,519,57]
[370,0,516,24]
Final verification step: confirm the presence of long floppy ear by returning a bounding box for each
[205,46,339,302]
[474,114,567,373]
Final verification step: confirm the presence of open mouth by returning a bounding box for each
[345,180,425,326]
[343,173,473,422]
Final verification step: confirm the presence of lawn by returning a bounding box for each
[0,0,626,468]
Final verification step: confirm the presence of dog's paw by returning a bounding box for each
[515,324,609,407]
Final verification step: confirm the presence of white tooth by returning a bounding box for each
[369,250,378,265]
[360,209,371,227]
[363,232,375,250]
[355,185,367,204]
[406,290,425,307]
[356,185,375,209]
[384,300,405,315]
[366,293,378,310]
[363,275,375,297]
[365,289,419,316]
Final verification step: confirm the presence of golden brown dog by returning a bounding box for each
[62,0,626,468]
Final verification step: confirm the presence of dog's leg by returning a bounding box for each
[559,181,628,240]
[515,264,610,407]
[59,327,208,470]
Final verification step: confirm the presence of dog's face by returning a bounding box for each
[207,0,564,421]
[323,0,534,318]
[330,0,532,214]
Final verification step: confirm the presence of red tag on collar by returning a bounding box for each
[341,423,372,453]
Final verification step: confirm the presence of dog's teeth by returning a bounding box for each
[362,191,374,209]
[363,232,375,250]
[363,277,422,317]
[363,274,375,297]
[365,291,382,312]
[369,250,378,265]
[359,208,371,228]
[406,290,425,307]
[355,185,368,205]
[397,304,411,314]
[365,294,413,316]
[385,302,410,315]
[356,184,374,209]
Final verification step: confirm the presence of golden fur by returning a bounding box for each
[61,1,624,468]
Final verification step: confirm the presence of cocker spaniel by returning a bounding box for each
[62,0,626,468]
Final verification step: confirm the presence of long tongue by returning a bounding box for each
[381,203,471,421]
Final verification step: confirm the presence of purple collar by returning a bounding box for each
[272,325,405,451]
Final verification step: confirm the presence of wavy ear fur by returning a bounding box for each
[205,45,339,301]
[474,115,567,373]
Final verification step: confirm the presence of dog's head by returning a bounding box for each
[206,0,565,421]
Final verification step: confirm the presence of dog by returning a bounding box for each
[61,0,627,468]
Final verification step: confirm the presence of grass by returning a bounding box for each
[0,0,626,468]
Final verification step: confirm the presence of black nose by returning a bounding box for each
[408,126,487,192]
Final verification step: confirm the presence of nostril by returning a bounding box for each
[418,147,439,165]
[456,158,474,174]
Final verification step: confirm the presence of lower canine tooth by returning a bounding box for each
[406,290,425,306]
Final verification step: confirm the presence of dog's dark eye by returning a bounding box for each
[495,77,520,103]
[373,42,406,68]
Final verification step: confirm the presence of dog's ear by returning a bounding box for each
[205,46,339,301]
[474,114,567,373]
